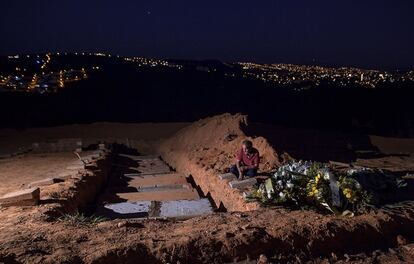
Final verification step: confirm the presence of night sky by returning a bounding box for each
[1,0,413,69]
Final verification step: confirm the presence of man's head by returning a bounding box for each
[242,140,253,154]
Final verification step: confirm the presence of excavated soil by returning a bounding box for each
[1,204,414,263]
[1,114,414,263]
[158,114,291,211]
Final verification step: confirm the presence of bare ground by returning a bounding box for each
[1,114,414,263]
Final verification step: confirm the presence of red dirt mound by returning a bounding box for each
[157,113,292,211]
[158,113,288,174]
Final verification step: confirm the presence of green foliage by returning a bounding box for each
[58,212,107,226]
[306,162,322,178]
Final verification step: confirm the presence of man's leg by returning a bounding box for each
[244,168,257,177]
[230,165,239,177]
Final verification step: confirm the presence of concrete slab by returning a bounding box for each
[138,166,171,172]
[139,166,171,172]
[28,178,62,188]
[229,178,257,189]
[119,154,159,160]
[138,164,171,169]
[96,199,212,219]
[116,189,199,201]
[137,163,171,169]
[138,159,164,163]
[137,160,169,166]
[134,185,190,192]
[135,155,161,160]
[159,199,213,218]
[99,201,151,219]
[127,173,187,188]
[0,187,40,206]
[136,172,184,177]
[125,170,172,176]
[218,173,237,181]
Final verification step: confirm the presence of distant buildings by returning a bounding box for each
[237,62,411,89]
[124,56,183,69]
[0,52,412,93]
[0,53,91,93]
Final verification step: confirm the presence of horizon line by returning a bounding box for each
[1,51,413,72]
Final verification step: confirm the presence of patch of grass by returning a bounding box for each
[58,212,107,226]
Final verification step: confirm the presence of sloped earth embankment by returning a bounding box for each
[155,113,414,262]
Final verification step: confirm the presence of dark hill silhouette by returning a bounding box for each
[0,55,413,138]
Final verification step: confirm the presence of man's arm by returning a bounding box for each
[235,149,244,179]
[236,159,244,178]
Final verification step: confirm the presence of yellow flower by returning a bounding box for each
[308,191,314,197]
[346,193,351,199]
[312,186,317,192]
[314,189,319,194]
[343,188,351,195]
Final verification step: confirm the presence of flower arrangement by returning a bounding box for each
[247,161,402,215]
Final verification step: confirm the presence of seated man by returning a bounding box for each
[230,140,259,180]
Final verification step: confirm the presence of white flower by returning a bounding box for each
[277,180,283,186]
[286,183,294,189]
[279,192,285,198]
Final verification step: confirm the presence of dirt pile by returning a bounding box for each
[158,113,288,174]
[2,205,414,264]
[157,113,291,211]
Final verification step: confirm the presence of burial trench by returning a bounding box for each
[0,141,217,219]
[2,140,414,262]
[87,144,262,219]
[87,146,216,220]
[0,137,262,218]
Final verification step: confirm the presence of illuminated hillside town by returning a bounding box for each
[0,52,413,93]
[238,62,414,89]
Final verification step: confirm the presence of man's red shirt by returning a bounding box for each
[237,148,259,168]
